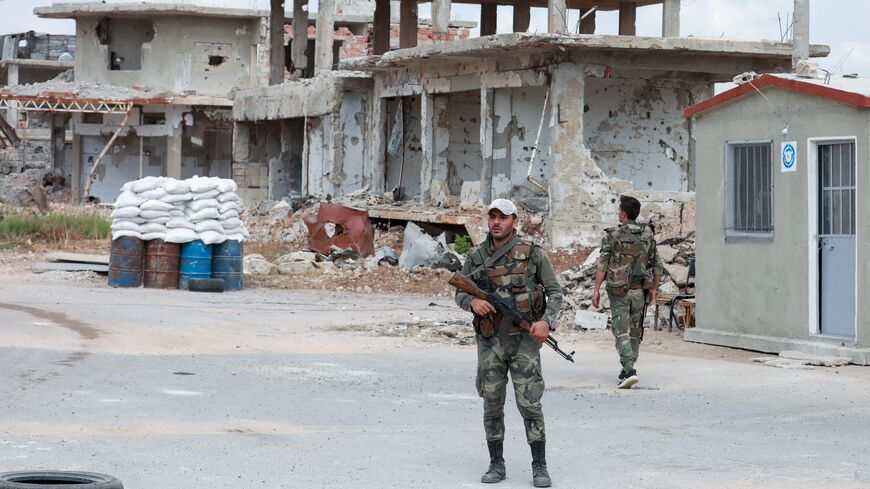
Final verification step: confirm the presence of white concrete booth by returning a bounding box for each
[685,74,870,364]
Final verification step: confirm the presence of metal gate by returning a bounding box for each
[818,141,856,338]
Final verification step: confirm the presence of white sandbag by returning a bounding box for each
[111,221,143,232]
[198,230,227,245]
[220,217,242,229]
[122,217,147,225]
[130,176,163,194]
[140,210,172,220]
[194,219,224,233]
[111,206,140,219]
[219,210,240,220]
[188,198,220,212]
[166,218,195,230]
[151,216,171,225]
[161,192,193,204]
[223,227,249,239]
[216,179,238,193]
[140,200,176,212]
[188,176,220,193]
[164,179,190,194]
[165,227,198,243]
[139,188,167,200]
[112,229,143,240]
[218,201,241,214]
[114,191,145,208]
[141,222,168,234]
[216,192,240,203]
[169,209,185,217]
[187,208,220,222]
[141,232,167,241]
[226,233,246,242]
[192,189,220,200]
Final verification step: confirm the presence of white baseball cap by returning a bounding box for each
[487,198,518,216]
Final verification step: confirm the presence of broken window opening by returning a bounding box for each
[82,113,102,124]
[142,113,166,125]
[103,18,154,71]
[208,55,227,67]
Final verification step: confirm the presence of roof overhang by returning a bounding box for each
[419,0,662,9]
[35,2,268,20]
[340,32,831,72]
[684,74,870,118]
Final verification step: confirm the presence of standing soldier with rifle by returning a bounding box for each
[453,198,563,488]
[592,195,663,389]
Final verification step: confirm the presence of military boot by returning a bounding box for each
[530,440,551,488]
[618,368,638,389]
[481,440,506,483]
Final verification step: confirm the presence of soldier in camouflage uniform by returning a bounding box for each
[592,195,662,389]
[455,199,563,488]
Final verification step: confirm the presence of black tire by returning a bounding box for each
[0,471,123,489]
[187,278,225,293]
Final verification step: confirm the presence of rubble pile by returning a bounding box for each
[0,168,69,211]
[242,199,317,246]
[556,234,695,331]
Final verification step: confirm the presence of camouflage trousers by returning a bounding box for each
[476,333,545,444]
[607,288,645,372]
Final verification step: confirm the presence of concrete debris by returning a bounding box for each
[752,358,816,370]
[277,259,317,276]
[574,309,608,330]
[778,350,851,367]
[664,262,689,288]
[398,222,450,271]
[243,254,275,276]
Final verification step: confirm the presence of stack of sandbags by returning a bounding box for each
[110,176,250,244]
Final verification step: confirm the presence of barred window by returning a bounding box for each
[726,142,773,236]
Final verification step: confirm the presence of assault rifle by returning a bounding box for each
[449,272,575,363]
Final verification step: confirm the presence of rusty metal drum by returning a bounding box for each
[108,236,144,288]
[144,240,180,289]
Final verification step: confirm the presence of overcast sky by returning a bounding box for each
[2,0,868,77]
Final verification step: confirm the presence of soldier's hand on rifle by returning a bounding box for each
[470,298,497,316]
[530,321,549,343]
[592,288,601,309]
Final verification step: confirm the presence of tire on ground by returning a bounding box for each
[187,278,225,293]
[0,471,123,489]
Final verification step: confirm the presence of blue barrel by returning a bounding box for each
[108,237,144,288]
[212,240,244,291]
[179,240,213,290]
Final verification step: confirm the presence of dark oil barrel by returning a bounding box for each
[212,240,244,291]
[179,240,213,290]
[108,236,144,288]
[144,240,180,289]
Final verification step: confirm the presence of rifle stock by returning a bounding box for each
[448,272,489,300]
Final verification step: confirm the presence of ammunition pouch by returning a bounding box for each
[474,313,500,337]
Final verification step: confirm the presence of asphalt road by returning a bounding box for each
[1,277,869,489]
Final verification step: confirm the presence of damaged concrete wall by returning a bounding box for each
[79,133,166,203]
[385,96,422,199]
[339,90,367,193]
[583,74,711,192]
[0,112,54,176]
[446,90,480,196]
[74,16,262,96]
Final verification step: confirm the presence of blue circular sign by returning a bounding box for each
[782,143,796,169]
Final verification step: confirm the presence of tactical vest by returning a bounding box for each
[468,240,545,337]
[605,224,654,294]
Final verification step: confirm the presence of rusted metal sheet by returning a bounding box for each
[144,239,181,289]
[304,203,375,257]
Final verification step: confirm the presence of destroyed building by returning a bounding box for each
[1,31,75,174]
[235,0,829,247]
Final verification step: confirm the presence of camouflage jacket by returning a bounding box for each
[596,220,664,291]
[455,232,563,335]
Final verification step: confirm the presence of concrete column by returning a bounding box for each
[373,0,390,54]
[792,0,809,68]
[6,63,19,128]
[71,133,81,203]
[548,62,620,248]
[662,0,680,37]
[433,95,449,185]
[368,85,387,194]
[419,93,434,203]
[479,87,494,205]
[314,0,335,72]
[167,124,182,179]
[579,8,595,34]
[513,0,530,32]
[480,4,497,36]
[547,0,567,34]
[51,114,66,174]
[400,0,418,49]
[269,0,286,84]
[618,2,636,35]
[432,0,451,34]
[292,0,309,76]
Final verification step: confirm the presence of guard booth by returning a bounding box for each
[684,74,870,364]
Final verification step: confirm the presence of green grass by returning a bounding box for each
[0,212,110,244]
[453,234,472,255]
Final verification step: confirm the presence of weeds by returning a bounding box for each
[453,234,472,255]
[0,212,111,246]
